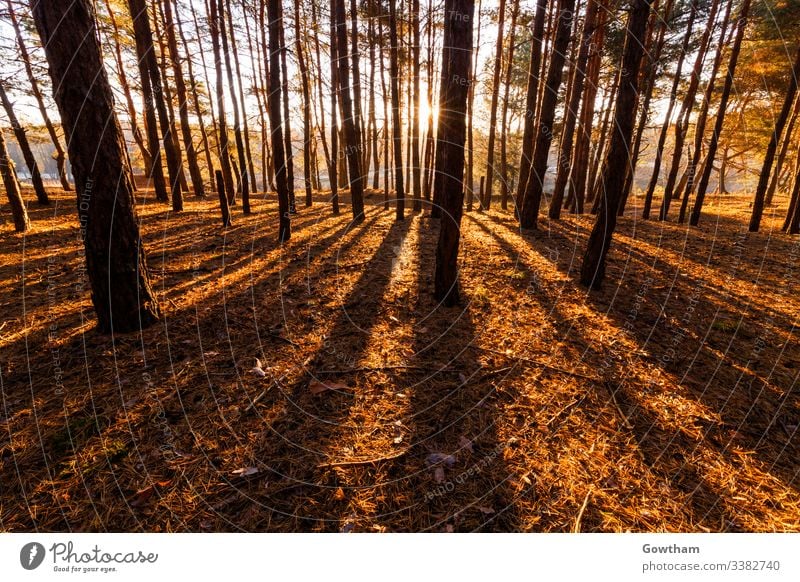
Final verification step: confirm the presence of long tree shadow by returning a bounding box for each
[466,213,781,531]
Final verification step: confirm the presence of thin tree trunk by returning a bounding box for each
[580,0,654,288]
[128,0,183,210]
[208,0,236,206]
[162,0,204,197]
[0,129,30,232]
[279,14,296,212]
[175,0,214,193]
[657,0,720,220]
[499,0,520,210]
[519,0,576,229]
[483,0,507,209]
[389,0,405,220]
[690,0,752,227]
[568,2,606,214]
[329,0,340,214]
[294,0,313,206]
[218,0,249,212]
[678,0,733,222]
[6,0,70,191]
[228,0,258,194]
[266,0,291,240]
[750,44,800,231]
[153,4,190,196]
[411,0,423,210]
[0,82,49,205]
[766,93,800,206]
[550,0,598,218]
[515,0,548,207]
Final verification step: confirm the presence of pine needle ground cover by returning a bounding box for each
[2,188,798,532]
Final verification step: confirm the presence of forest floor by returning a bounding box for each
[2,186,800,532]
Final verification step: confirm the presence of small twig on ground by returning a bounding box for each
[319,448,410,468]
[572,489,593,533]
[467,345,599,382]
[312,365,460,375]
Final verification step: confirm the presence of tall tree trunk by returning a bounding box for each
[519,0,576,230]
[618,0,670,216]
[0,82,49,205]
[162,0,205,197]
[333,0,364,220]
[104,0,152,185]
[434,0,474,305]
[678,0,733,222]
[295,0,314,206]
[690,0,752,227]
[567,2,607,214]
[228,0,258,196]
[6,0,70,191]
[482,0,507,209]
[31,0,161,332]
[765,94,800,206]
[279,14,296,212]
[128,0,183,210]
[580,0,654,288]
[310,0,333,186]
[657,0,720,220]
[388,0,405,220]
[411,0,423,210]
[750,44,800,232]
[784,148,800,233]
[499,0,520,210]
[515,0,548,208]
[379,14,391,209]
[350,0,366,174]
[175,0,214,193]
[550,0,598,219]
[153,5,190,196]
[0,129,30,232]
[329,0,340,214]
[217,0,249,212]
[208,0,236,206]
[266,0,292,240]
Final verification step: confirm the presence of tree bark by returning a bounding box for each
[218,0,250,212]
[657,0,720,220]
[499,0,520,210]
[294,0,314,206]
[162,0,205,197]
[519,0,576,230]
[266,0,292,240]
[690,0,752,227]
[515,0,548,207]
[550,0,598,219]
[580,0,654,288]
[0,82,49,205]
[482,0,507,209]
[6,0,70,191]
[434,0,474,306]
[389,0,405,220]
[128,0,183,210]
[31,0,161,332]
[750,44,800,232]
[208,0,236,206]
